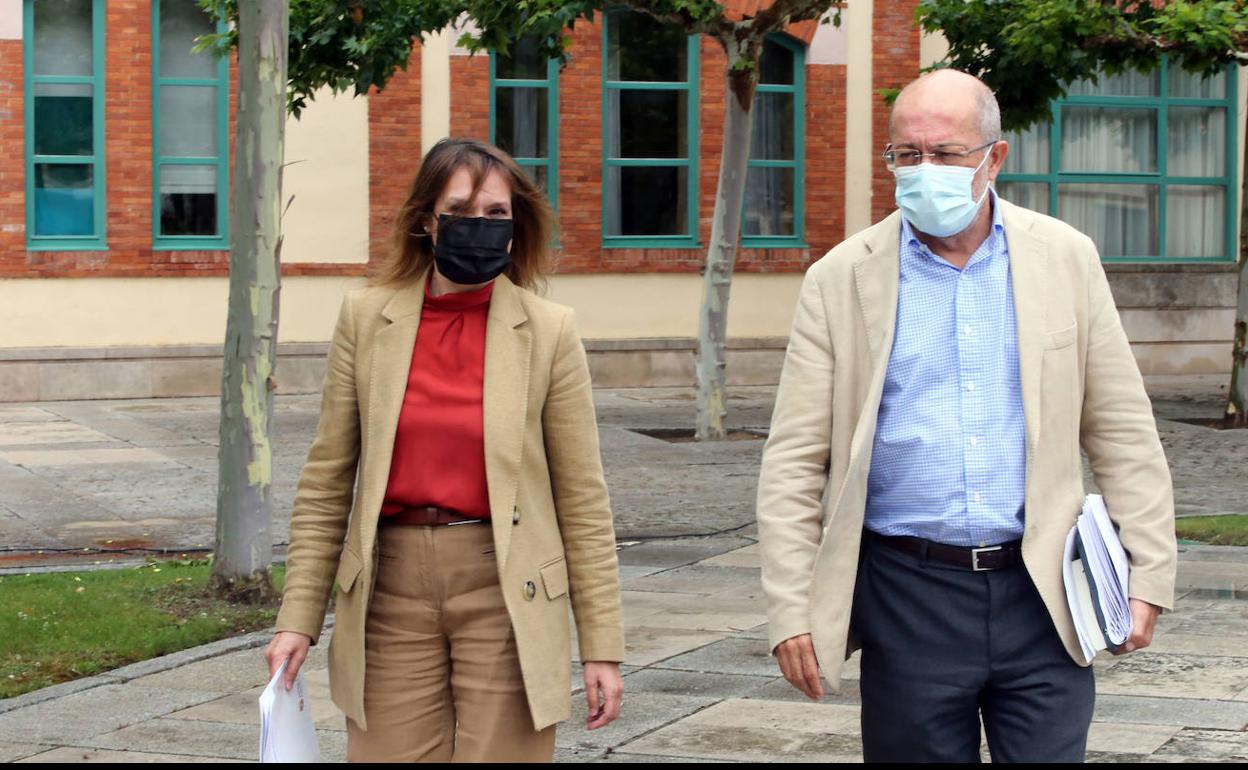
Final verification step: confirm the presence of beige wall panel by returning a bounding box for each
[282,88,371,264]
[544,273,804,340]
[919,31,948,70]
[0,277,366,348]
[843,1,874,237]
[422,28,452,153]
[1119,308,1236,344]
[1132,342,1231,376]
[807,10,848,66]
[0,0,21,39]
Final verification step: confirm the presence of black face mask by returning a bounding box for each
[432,214,514,285]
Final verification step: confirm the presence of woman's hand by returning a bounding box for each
[582,661,623,730]
[265,631,313,691]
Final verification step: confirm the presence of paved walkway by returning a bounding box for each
[0,377,1245,761]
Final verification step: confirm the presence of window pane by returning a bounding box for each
[521,164,548,195]
[605,165,688,236]
[751,93,794,160]
[606,10,687,82]
[1060,106,1156,173]
[495,87,548,159]
[1169,66,1227,99]
[1167,186,1225,258]
[744,167,795,237]
[33,0,92,76]
[1002,121,1048,174]
[159,0,218,79]
[760,39,795,85]
[160,86,218,157]
[495,35,546,80]
[608,90,687,158]
[159,165,217,236]
[1067,68,1158,97]
[1058,184,1158,256]
[996,182,1049,216]
[33,83,93,156]
[1168,107,1225,177]
[33,164,94,236]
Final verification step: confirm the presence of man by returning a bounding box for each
[756,69,1176,763]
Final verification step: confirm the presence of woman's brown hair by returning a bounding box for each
[372,137,555,290]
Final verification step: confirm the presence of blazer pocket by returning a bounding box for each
[1044,323,1077,350]
[335,547,363,593]
[539,556,569,600]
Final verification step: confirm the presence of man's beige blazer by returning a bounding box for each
[274,271,625,732]
[756,199,1176,684]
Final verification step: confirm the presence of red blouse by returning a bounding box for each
[379,280,494,519]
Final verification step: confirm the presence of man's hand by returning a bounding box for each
[583,661,623,730]
[775,633,823,700]
[1114,598,1161,654]
[265,631,313,690]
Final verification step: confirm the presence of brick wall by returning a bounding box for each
[414,19,848,275]
[0,40,24,273]
[367,40,423,268]
[870,0,920,224]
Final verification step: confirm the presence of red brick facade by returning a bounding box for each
[870,0,921,224]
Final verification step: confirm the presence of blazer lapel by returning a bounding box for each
[358,273,427,557]
[846,213,902,468]
[482,275,531,567]
[1000,200,1047,462]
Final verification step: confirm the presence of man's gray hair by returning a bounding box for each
[978,85,1002,143]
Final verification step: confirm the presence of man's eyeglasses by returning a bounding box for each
[882,140,998,170]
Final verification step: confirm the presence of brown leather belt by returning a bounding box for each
[382,506,486,527]
[865,529,1022,571]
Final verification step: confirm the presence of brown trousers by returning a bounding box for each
[345,522,556,763]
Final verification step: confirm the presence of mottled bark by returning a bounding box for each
[696,38,758,441]
[212,0,288,600]
[1227,110,1248,427]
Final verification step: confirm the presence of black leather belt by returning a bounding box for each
[382,506,485,527]
[865,529,1022,571]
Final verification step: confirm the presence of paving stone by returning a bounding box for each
[0,422,116,447]
[655,637,778,678]
[600,751,730,763]
[1152,728,1248,761]
[554,746,608,762]
[1086,722,1182,755]
[1086,751,1149,763]
[1096,652,1248,699]
[0,743,52,763]
[1146,632,1248,658]
[623,565,760,596]
[15,747,249,763]
[698,544,761,569]
[1159,598,1248,637]
[617,540,750,571]
[555,692,717,752]
[742,677,858,706]
[0,447,174,468]
[1094,693,1248,730]
[0,685,220,744]
[82,718,347,762]
[623,698,862,763]
[623,669,777,700]
[130,645,328,693]
[620,627,728,667]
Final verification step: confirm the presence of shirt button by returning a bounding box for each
[969,437,979,447]
[963,325,974,336]
[973,492,983,503]
[965,382,976,392]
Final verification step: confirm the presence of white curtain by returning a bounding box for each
[1059,184,1157,257]
[1060,106,1156,173]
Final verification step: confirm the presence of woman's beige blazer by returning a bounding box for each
[756,199,1177,687]
[274,271,625,731]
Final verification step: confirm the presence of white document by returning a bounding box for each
[259,659,321,763]
[1062,494,1133,664]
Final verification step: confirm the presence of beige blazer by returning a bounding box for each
[756,199,1177,684]
[274,271,626,731]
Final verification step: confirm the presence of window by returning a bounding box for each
[490,37,558,210]
[152,0,229,249]
[997,60,1238,262]
[24,0,106,250]
[602,8,700,247]
[743,35,806,247]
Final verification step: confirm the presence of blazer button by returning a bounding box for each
[512,507,521,525]
[523,581,537,601]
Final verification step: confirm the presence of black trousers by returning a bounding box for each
[851,533,1095,763]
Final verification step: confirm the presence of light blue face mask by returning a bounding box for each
[893,146,994,237]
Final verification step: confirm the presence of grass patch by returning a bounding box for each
[1176,515,1248,547]
[0,559,286,699]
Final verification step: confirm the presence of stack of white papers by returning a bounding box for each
[1062,494,1133,664]
[258,660,321,763]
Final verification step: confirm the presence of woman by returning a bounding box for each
[264,138,626,762]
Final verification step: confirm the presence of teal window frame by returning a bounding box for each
[742,33,806,249]
[601,8,701,249]
[151,0,230,250]
[488,50,559,211]
[998,59,1238,263]
[24,0,107,251]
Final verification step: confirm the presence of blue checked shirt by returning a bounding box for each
[865,191,1027,547]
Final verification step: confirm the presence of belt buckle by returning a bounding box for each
[971,545,1002,571]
